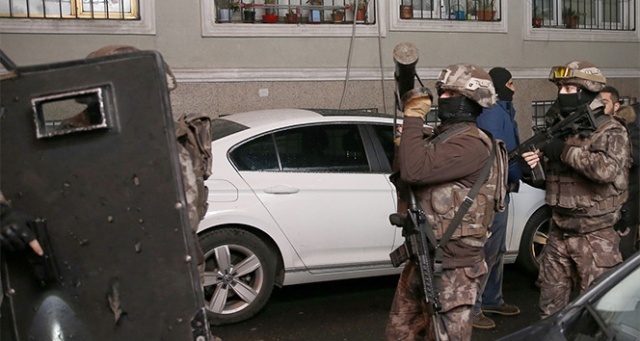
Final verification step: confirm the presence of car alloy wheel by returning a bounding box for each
[517,206,551,274]
[199,228,277,325]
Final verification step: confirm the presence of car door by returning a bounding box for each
[232,122,397,272]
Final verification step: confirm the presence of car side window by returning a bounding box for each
[372,124,395,168]
[275,124,370,173]
[231,134,279,171]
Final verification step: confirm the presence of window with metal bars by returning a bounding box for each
[531,100,554,133]
[0,0,140,19]
[532,0,636,31]
[214,0,376,24]
[397,0,502,22]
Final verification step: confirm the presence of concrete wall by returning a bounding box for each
[1,1,639,139]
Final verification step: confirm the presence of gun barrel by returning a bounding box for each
[393,42,419,107]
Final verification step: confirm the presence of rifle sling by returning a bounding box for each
[415,139,497,275]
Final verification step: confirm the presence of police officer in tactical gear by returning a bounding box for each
[385,63,507,341]
[521,61,630,319]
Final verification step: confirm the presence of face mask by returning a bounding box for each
[557,89,597,116]
[496,87,514,102]
[557,93,580,116]
[437,97,482,122]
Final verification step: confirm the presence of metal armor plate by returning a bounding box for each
[0,50,209,340]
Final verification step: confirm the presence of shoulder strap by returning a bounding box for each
[429,123,470,145]
[424,139,497,274]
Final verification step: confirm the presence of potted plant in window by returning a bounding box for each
[285,7,298,23]
[400,0,413,19]
[562,7,580,28]
[355,0,368,23]
[532,4,542,27]
[466,0,477,20]
[262,0,278,23]
[476,0,495,21]
[243,0,256,22]
[306,0,323,23]
[332,9,345,23]
[216,0,239,22]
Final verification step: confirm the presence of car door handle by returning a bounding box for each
[263,185,299,195]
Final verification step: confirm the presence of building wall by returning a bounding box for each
[1,1,639,139]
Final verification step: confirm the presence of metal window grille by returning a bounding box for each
[398,0,502,22]
[425,106,440,125]
[215,0,377,24]
[620,96,637,106]
[1,0,140,19]
[531,100,554,133]
[532,0,636,31]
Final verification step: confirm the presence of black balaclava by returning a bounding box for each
[557,87,598,117]
[437,96,483,123]
[489,67,513,102]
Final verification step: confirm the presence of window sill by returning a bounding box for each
[524,26,640,42]
[388,3,507,33]
[200,1,386,37]
[523,5,639,42]
[0,0,155,35]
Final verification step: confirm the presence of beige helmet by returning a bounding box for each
[86,45,177,91]
[548,60,606,92]
[435,63,497,108]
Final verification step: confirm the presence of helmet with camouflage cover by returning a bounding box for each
[86,45,177,91]
[436,63,497,108]
[548,60,606,92]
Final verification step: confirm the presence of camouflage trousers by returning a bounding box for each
[537,226,622,318]
[385,259,486,341]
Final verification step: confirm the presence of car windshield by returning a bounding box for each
[565,264,640,340]
[591,265,640,339]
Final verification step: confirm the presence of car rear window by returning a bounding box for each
[211,118,249,141]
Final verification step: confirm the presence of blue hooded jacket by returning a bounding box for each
[477,100,522,189]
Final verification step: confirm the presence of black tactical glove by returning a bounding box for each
[1,203,37,252]
[516,156,533,178]
[542,138,566,162]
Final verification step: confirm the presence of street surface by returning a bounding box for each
[214,264,541,341]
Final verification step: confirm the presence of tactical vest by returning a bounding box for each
[545,115,629,229]
[418,123,507,245]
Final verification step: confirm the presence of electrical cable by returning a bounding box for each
[338,5,358,110]
[376,2,387,114]
[339,1,387,113]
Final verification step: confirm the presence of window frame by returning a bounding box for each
[526,0,639,42]
[0,0,155,35]
[389,0,508,33]
[201,0,387,37]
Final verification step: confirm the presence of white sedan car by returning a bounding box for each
[198,109,549,325]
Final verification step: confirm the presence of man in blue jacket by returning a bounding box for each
[472,67,522,329]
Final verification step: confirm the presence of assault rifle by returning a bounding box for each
[389,188,446,341]
[509,104,601,181]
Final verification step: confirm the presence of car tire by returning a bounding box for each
[199,227,277,326]
[516,206,551,274]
